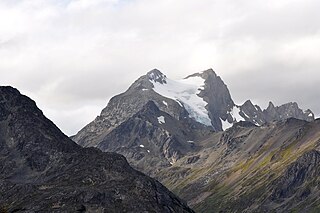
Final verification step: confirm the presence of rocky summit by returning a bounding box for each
[72,68,319,212]
[0,86,194,213]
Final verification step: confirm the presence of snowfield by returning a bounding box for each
[150,74,212,126]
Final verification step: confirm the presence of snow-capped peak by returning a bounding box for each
[184,68,217,80]
[147,69,167,84]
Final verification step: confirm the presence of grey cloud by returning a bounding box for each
[0,0,319,135]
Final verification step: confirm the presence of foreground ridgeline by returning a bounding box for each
[72,69,319,212]
[0,86,194,212]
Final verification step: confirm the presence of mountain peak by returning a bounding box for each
[267,101,275,109]
[184,68,217,80]
[0,86,23,103]
[0,85,20,94]
[243,100,254,106]
[147,69,167,84]
[200,68,217,76]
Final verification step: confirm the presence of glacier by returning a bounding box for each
[149,74,212,126]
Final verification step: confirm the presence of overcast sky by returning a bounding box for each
[1,0,320,136]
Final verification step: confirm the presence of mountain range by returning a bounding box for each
[74,69,314,147]
[1,68,319,212]
[72,69,319,212]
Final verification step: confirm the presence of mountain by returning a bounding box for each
[73,69,314,163]
[72,68,318,212]
[0,86,193,212]
[74,69,314,146]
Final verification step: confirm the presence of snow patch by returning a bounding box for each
[187,140,194,143]
[242,111,250,118]
[148,72,166,83]
[176,100,183,107]
[220,106,245,130]
[157,116,165,124]
[220,118,233,130]
[253,120,260,126]
[231,106,244,122]
[147,150,150,153]
[142,88,148,91]
[162,100,168,107]
[139,144,144,148]
[151,76,211,126]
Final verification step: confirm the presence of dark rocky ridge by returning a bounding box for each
[240,100,314,126]
[0,86,194,212]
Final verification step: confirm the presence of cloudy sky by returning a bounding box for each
[1,0,320,135]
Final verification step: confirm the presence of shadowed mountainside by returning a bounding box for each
[0,86,193,213]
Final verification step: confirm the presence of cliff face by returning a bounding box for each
[0,86,194,213]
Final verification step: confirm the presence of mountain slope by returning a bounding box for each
[96,101,212,175]
[157,118,320,212]
[0,86,194,213]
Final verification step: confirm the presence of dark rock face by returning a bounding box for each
[238,100,265,125]
[0,86,194,213]
[185,69,235,130]
[268,150,320,209]
[239,100,314,126]
[97,101,212,175]
[264,101,314,122]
